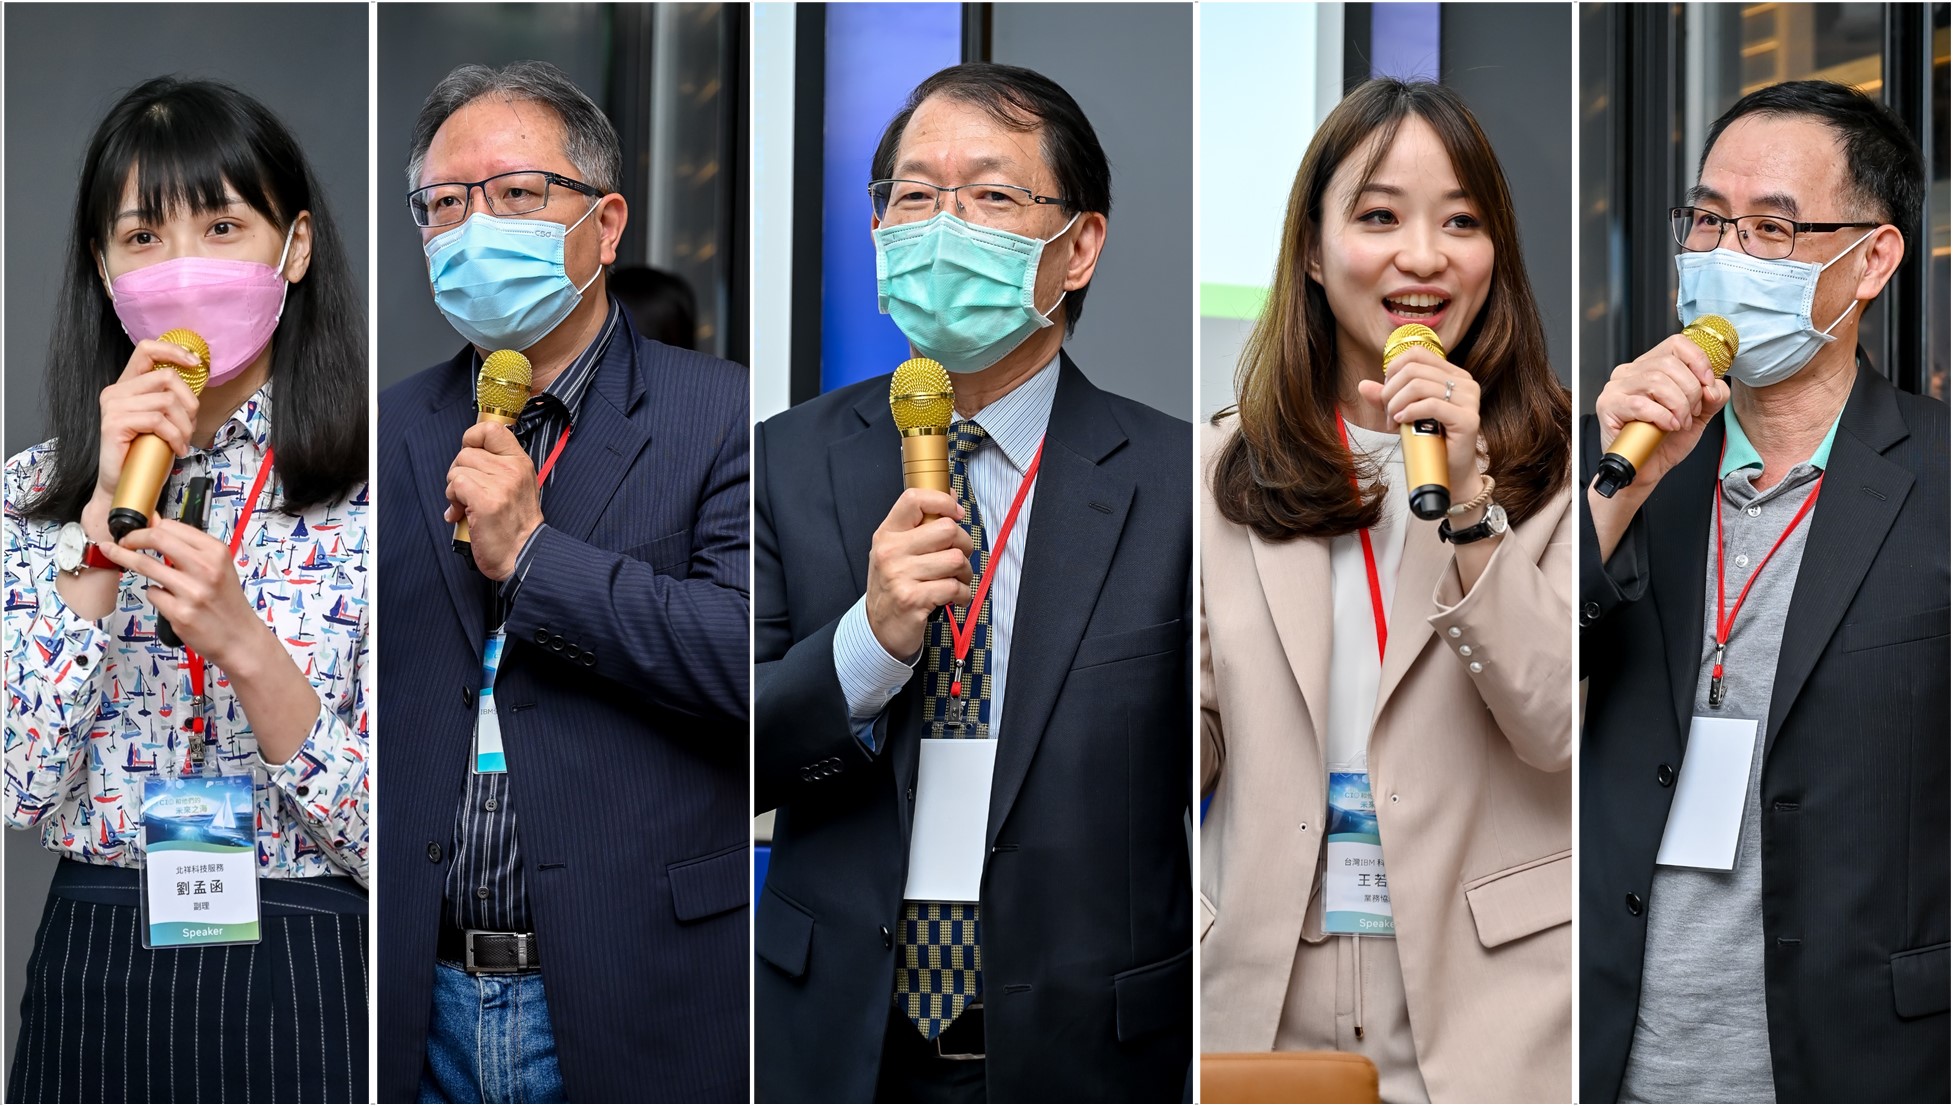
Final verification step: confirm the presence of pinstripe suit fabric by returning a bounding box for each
[6,860,368,1103]
[377,315,750,1103]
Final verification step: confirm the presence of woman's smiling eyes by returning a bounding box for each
[121,216,249,248]
[1355,207,1482,230]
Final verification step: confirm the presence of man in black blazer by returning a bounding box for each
[754,63,1191,1102]
[1581,80,1947,1103]
[377,62,748,1102]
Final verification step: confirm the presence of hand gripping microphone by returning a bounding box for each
[108,329,210,541]
[1591,315,1737,498]
[890,357,955,520]
[453,349,533,553]
[1383,323,1451,520]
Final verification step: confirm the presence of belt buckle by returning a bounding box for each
[464,930,532,975]
[933,1002,985,1061]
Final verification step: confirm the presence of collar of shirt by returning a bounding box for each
[963,351,1061,471]
[473,296,622,433]
[205,382,275,456]
[1719,397,1843,479]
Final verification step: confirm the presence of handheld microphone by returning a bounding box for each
[1383,323,1450,520]
[1591,315,1737,498]
[453,349,533,553]
[890,357,954,520]
[108,329,209,541]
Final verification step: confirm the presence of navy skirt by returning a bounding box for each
[7,858,368,1103]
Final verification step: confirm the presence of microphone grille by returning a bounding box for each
[1382,323,1444,373]
[477,349,533,419]
[890,357,954,434]
[1682,315,1738,378]
[156,328,210,395]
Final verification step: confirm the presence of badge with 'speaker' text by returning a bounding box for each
[140,776,261,948]
[1324,771,1395,938]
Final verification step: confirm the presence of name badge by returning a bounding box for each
[140,776,261,948]
[1655,715,1759,871]
[1324,771,1394,937]
[902,738,999,902]
[475,630,508,774]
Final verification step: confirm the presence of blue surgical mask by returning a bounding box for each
[425,203,600,351]
[873,210,1079,374]
[1675,229,1873,388]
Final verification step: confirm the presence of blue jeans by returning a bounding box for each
[417,961,565,1104]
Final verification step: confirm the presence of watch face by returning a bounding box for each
[1486,504,1509,534]
[55,523,85,571]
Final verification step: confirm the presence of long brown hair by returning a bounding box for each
[1210,79,1569,540]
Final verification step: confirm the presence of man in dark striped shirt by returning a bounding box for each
[378,61,750,1104]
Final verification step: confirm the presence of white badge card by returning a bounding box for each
[140,776,261,948]
[1655,715,1759,871]
[1324,771,1395,937]
[474,630,508,774]
[902,738,1000,902]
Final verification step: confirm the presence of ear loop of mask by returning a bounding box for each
[1814,227,1877,336]
[1027,212,1083,322]
[565,199,604,295]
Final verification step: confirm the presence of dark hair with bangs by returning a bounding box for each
[21,76,366,523]
[870,62,1111,336]
[1210,78,1569,539]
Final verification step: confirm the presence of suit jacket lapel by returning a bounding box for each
[833,393,905,596]
[1766,370,1910,755]
[987,356,1134,848]
[1649,419,1725,741]
[532,337,651,545]
[405,351,488,659]
[1372,515,1448,722]
[1248,533,1332,758]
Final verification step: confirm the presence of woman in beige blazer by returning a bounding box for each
[1201,79,1572,1103]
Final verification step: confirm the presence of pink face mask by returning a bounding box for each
[103,221,296,386]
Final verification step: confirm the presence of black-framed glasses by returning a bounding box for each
[869,178,1071,232]
[1669,205,1879,261]
[408,170,603,228]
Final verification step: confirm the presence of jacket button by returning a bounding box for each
[582,654,597,667]
[534,628,550,645]
[1626,892,1644,916]
[1656,764,1676,787]
[881,926,892,949]
[427,843,442,863]
[549,635,565,651]
[459,685,472,707]
[906,788,916,803]
[1581,601,1601,626]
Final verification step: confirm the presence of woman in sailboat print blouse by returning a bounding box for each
[1,77,369,1103]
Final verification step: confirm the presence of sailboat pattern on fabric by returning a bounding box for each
[2,385,370,882]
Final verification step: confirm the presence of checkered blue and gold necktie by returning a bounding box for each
[895,418,991,1038]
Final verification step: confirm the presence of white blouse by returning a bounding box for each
[1326,419,1409,772]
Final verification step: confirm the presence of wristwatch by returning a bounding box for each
[1439,501,1508,545]
[55,522,117,575]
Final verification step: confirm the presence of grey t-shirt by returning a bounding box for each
[1618,448,1827,1105]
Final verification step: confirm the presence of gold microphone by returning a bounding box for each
[890,357,954,519]
[1592,315,1737,498]
[1383,323,1451,520]
[108,328,210,541]
[454,349,533,552]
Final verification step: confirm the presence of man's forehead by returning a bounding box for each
[893,95,1047,181]
[423,96,572,180]
[1698,113,1850,210]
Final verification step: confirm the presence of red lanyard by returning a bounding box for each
[943,438,1044,700]
[1708,442,1822,708]
[535,423,572,486]
[1336,414,1388,663]
[185,448,276,749]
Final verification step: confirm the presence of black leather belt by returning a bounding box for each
[437,926,541,974]
[934,1002,985,1061]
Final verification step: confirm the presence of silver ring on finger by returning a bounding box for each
[1443,380,1457,403]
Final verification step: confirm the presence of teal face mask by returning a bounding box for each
[425,203,600,352]
[873,210,1079,373]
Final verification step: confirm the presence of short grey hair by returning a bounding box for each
[406,60,621,195]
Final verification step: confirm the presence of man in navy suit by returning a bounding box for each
[754,63,1192,1103]
[377,61,748,1103]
